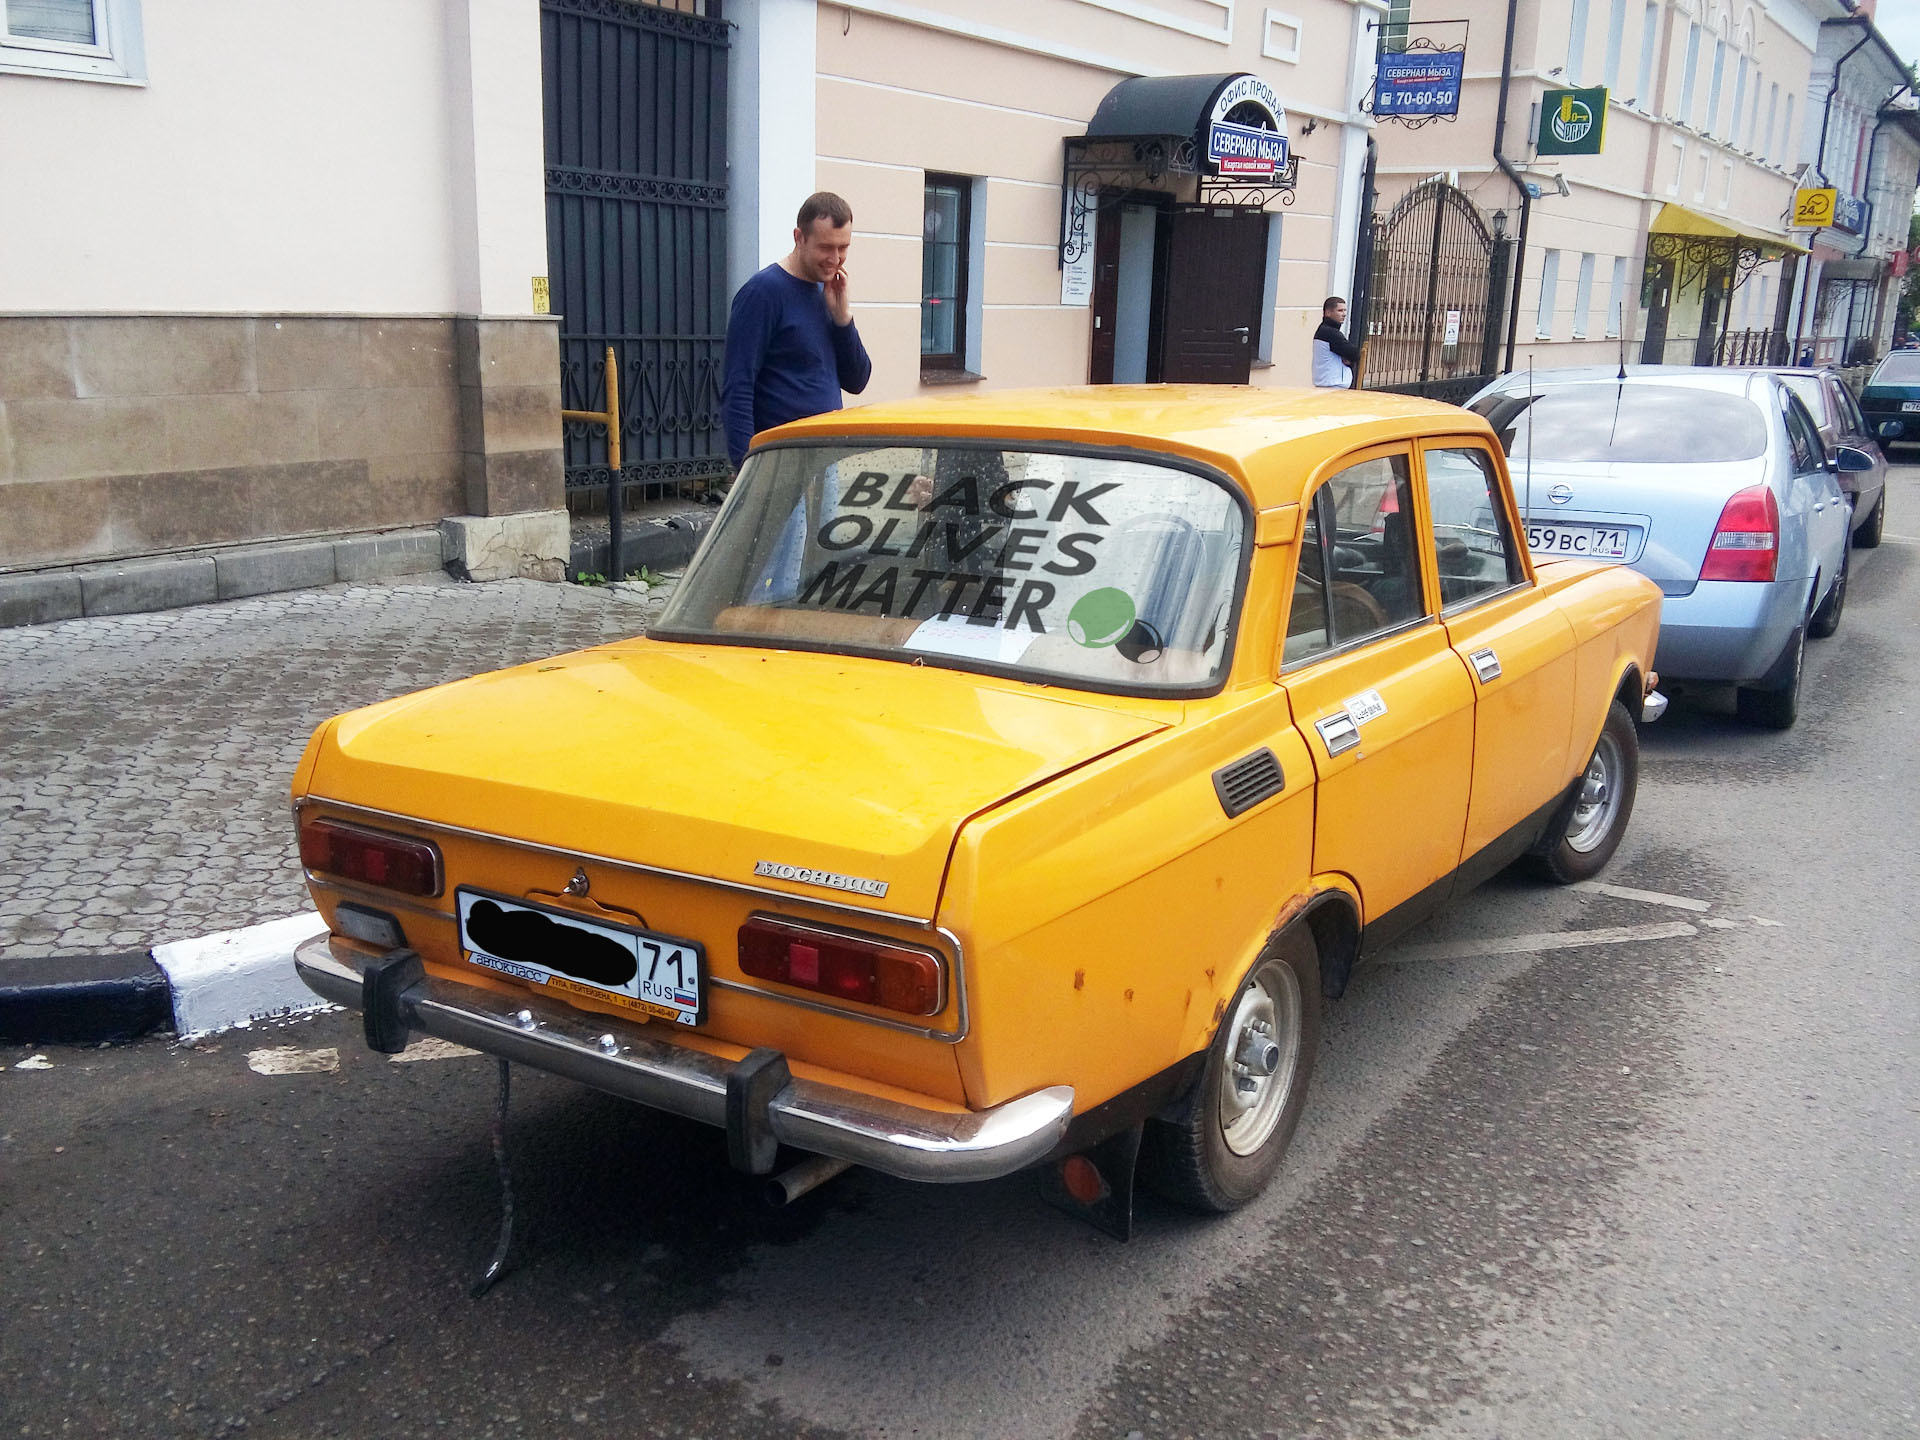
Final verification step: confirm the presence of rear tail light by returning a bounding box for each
[738,915,944,1017]
[1698,484,1779,582]
[298,816,442,897]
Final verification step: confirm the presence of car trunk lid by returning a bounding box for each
[307,641,1172,920]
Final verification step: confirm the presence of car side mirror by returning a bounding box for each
[1834,445,1876,473]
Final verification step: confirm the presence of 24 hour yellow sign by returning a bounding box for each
[1793,188,1837,228]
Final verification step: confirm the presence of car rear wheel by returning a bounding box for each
[1140,928,1320,1214]
[1526,700,1638,884]
[1810,551,1848,639]
[1736,611,1808,730]
[1853,490,1885,549]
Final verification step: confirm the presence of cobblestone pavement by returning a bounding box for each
[0,577,669,961]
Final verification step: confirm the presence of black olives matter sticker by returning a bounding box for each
[793,470,1150,657]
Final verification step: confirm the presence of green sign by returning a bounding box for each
[1537,87,1607,156]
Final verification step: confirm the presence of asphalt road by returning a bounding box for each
[4,463,1917,1440]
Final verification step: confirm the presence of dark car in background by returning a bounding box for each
[1760,367,1886,549]
[1859,351,1920,460]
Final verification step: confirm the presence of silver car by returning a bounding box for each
[1467,367,1857,729]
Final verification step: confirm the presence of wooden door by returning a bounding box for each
[1158,210,1266,384]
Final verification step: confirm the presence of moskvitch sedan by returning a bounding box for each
[292,387,1662,1240]
[1470,368,1855,729]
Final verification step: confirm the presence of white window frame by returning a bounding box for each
[1731,56,1748,149]
[1706,37,1726,135]
[1763,83,1778,163]
[1678,23,1701,127]
[1606,256,1628,338]
[1781,95,1795,169]
[1572,252,1596,339]
[1634,2,1658,109]
[1603,0,1626,90]
[1566,0,1589,86]
[1,0,144,83]
[1536,249,1561,340]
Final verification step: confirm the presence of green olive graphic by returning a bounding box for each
[1067,588,1136,648]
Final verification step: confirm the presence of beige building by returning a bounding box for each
[2,0,1387,611]
[1369,0,1826,383]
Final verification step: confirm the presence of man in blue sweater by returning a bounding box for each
[722,191,874,470]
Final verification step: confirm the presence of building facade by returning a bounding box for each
[1368,0,1827,383]
[1784,10,1920,365]
[2,0,1387,579]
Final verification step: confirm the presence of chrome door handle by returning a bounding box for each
[1469,647,1502,683]
[1315,711,1361,756]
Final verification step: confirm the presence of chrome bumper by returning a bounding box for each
[294,936,1073,1184]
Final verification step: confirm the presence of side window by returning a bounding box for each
[1423,447,1527,609]
[1835,381,1868,437]
[1284,452,1426,664]
[1782,393,1824,473]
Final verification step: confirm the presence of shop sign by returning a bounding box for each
[1206,121,1288,176]
[1375,51,1464,118]
[1535,87,1607,156]
[1832,194,1867,236]
[1792,187,1837,228]
[1061,208,1095,307]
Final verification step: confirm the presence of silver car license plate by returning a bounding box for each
[456,888,704,1026]
[1525,522,1629,559]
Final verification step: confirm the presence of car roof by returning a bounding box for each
[760,385,1501,512]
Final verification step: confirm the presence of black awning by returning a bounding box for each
[1087,73,1243,141]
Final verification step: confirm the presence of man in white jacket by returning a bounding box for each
[1312,296,1361,388]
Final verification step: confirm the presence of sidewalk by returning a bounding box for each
[0,575,669,1031]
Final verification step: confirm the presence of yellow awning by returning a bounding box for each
[1650,202,1810,256]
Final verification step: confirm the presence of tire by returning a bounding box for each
[1526,699,1639,884]
[1809,550,1848,639]
[1736,614,1807,730]
[1139,928,1321,1214]
[1853,489,1884,549]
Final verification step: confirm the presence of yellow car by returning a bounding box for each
[292,387,1662,1232]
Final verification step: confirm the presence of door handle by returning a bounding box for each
[1469,647,1502,683]
[1314,711,1361,756]
[1231,327,1251,342]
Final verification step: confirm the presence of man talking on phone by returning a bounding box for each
[721,191,873,472]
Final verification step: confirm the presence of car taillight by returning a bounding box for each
[1698,483,1779,583]
[298,816,442,897]
[738,915,944,1016]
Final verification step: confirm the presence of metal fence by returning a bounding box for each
[1359,178,1508,404]
[542,0,731,505]
[1713,328,1791,367]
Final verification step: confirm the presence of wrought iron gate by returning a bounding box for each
[542,0,729,501]
[1358,179,1508,406]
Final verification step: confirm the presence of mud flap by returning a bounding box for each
[726,1048,792,1176]
[362,949,423,1055]
[1039,1122,1144,1241]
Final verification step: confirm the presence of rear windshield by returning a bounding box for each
[652,443,1247,694]
[1775,373,1828,421]
[1469,384,1768,463]
[1870,352,1920,385]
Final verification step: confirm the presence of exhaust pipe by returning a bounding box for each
[764,1154,854,1207]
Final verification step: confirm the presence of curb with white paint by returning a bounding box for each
[150,910,330,1042]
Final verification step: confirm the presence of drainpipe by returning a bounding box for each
[1796,20,1878,365]
[1491,0,1530,373]
[1815,21,1873,187]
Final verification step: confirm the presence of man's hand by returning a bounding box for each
[824,266,853,326]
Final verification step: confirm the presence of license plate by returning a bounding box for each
[1902,401,1920,413]
[1525,523,1630,559]
[455,889,704,1026]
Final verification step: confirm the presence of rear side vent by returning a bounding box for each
[1213,748,1285,818]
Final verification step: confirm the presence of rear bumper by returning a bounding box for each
[295,935,1072,1184]
[1654,578,1807,684]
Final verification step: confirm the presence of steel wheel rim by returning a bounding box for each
[1565,729,1625,854]
[1218,961,1303,1157]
